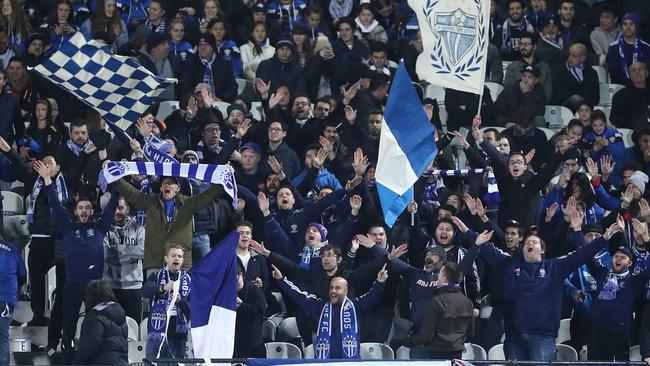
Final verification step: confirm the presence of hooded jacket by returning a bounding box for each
[104,216,145,289]
[74,302,128,365]
[112,178,224,269]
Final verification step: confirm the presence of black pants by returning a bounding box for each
[114,288,142,323]
[47,259,66,349]
[360,309,394,343]
[61,281,89,363]
[588,326,629,361]
[426,350,462,359]
[569,311,590,351]
[28,236,55,321]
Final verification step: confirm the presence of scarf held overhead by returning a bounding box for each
[98,161,237,207]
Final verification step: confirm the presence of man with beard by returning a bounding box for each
[260,121,301,180]
[348,74,389,138]
[103,197,145,322]
[55,119,103,193]
[504,33,552,100]
[493,0,535,61]
[35,160,120,363]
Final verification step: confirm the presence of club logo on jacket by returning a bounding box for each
[290,224,299,233]
[514,268,520,276]
[539,268,546,278]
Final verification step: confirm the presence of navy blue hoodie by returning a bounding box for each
[464,230,609,337]
[46,184,119,282]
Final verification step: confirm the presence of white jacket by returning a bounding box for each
[240,40,275,81]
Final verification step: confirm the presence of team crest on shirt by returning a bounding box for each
[514,268,520,276]
[86,228,95,237]
[539,268,546,278]
[290,224,299,233]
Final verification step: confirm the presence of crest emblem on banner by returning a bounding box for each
[107,161,127,177]
[423,0,486,80]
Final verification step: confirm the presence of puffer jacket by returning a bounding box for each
[74,302,128,366]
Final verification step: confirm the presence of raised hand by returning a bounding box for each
[267,155,285,179]
[33,160,50,180]
[423,104,434,120]
[585,158,599,177]
[463,194,477,215]
[255,78,270,97]
[349,237,360,253]
[450,216,469,233]
[350,194,362,215]
[640,198,650,217]
[471,126,482,144]
[83,141,97,154]
[561,197,577,218]
[129,138,141,152]
[558,138,577,154]
[600,155,616,180]
[344,105,357,124]
[200,88,214,106]
[268,91,284,109]
[388,243,408,261]
[632,218,649,238]
[475,198,486,218]
[621,185,635,205]
[524,148,536,165]
[271,264,283,280]
[345,175,362,192]
[257,192,270,216]
[235,118,252,139]
[352,148,369,177]
[376,264,389,283]
[319,136,333,153]
[407,200,418,214]
[570,210,584,231]
[475,230,494,246]
[186,95,198,117]
[249,240,270,257]
[136,117,153,138]
[452,130,470,150]
[472,115,481,128]
[604,221,623,241]
[355,234,375,248]
[0,136,10,152]
[312,148,328,169]
[341,81,360,104]
[545,202,559,222]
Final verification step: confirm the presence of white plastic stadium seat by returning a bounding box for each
[278,317,300,340]
[360,342,394,359]
[396,345,411,359]
[140,317,148,341]
[425,84,445,104]
[488,343,505,360]
[303,344,314,358]
[126,316,139,341]
[463,342,487,360]
[598,83,625,107]
[128,341,146,363]
[618,128,634,148]
[592,65,608,84]
[544,105,573,130]
[555,318,571,344]
[556,343,578,361]
[265,341,302,358]
[485,82,504,100]
[1,191,24,215]
[630,344,642,361]
[212,101,230,118]
[262,318,276,342]
[157,100,179,120]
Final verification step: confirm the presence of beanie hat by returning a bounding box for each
[146,32,167,52]
[181,150,199,162]
[307,223,328,241]
[627,171,649,195]
[582,223,603,235]
[197,33,218,52]
[622,12,640,27]
[425,239,447,260]
[276,36,296,52]
[227,103,246,116]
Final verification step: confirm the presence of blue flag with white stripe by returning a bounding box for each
[376,63,438,227]
[33,32,176,129]
[190,231,239,359]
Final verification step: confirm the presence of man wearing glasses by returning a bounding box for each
[504,32,552,100]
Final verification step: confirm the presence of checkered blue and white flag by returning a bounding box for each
[33,32,176,129]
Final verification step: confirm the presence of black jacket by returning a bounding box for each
[234,281,267,358]
[495,83,547,125]
[178,53,238,102]
[551,62,600,106]
[410,286,475,352]
[255,55,306,95]
[74,302,128,365]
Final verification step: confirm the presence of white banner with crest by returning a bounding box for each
[409,0,490,95]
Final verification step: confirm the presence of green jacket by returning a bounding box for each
[112,179,224,269]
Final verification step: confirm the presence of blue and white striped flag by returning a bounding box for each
[190,231,239,359]
[33,32,176,129]
[483,167,500,205]
[376,62,438,227]
[99,161,237,207]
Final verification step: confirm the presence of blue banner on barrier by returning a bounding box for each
[245,360,454,366]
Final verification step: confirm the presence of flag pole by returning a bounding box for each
[476,90,484,116]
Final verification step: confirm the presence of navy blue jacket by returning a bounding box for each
[0,239,26,307]
[588,259,650,331]
[46,184,119,282]
[277,277,384,358]
[464,230,610,337]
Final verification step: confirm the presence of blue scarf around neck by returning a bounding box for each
[314,297,359,359]
[148,268,191,341]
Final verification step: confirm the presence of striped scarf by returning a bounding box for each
[27,174,68,223]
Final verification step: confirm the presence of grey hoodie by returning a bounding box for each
[103,216,145,289]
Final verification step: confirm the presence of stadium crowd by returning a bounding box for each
[2,0,650,364]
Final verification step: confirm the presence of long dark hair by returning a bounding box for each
[565,172,596,208]
[84,280,117,309]
[249,21,267,56]
[47,0,74,24]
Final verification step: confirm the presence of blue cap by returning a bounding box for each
[239,142,262,155]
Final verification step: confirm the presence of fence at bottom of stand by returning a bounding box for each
[138,359,650,366]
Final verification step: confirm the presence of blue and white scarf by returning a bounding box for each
[143,134,178,164]
[299,242,326,270]
[314,297,359,359]
[66,138,90,156]
[598,270,629,300]
[98,161,237,208]
[618,36,641,79]
[27,174,68,223]
[148,268,191,341]
[500,18,533,53]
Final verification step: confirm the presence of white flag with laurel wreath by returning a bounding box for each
[409,0,490,94]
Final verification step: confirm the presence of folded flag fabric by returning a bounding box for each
[99,161,237,207]
[190,231,239,359]
[376,62,438,227]
[483,167,500,205]
[33,32,176,129]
